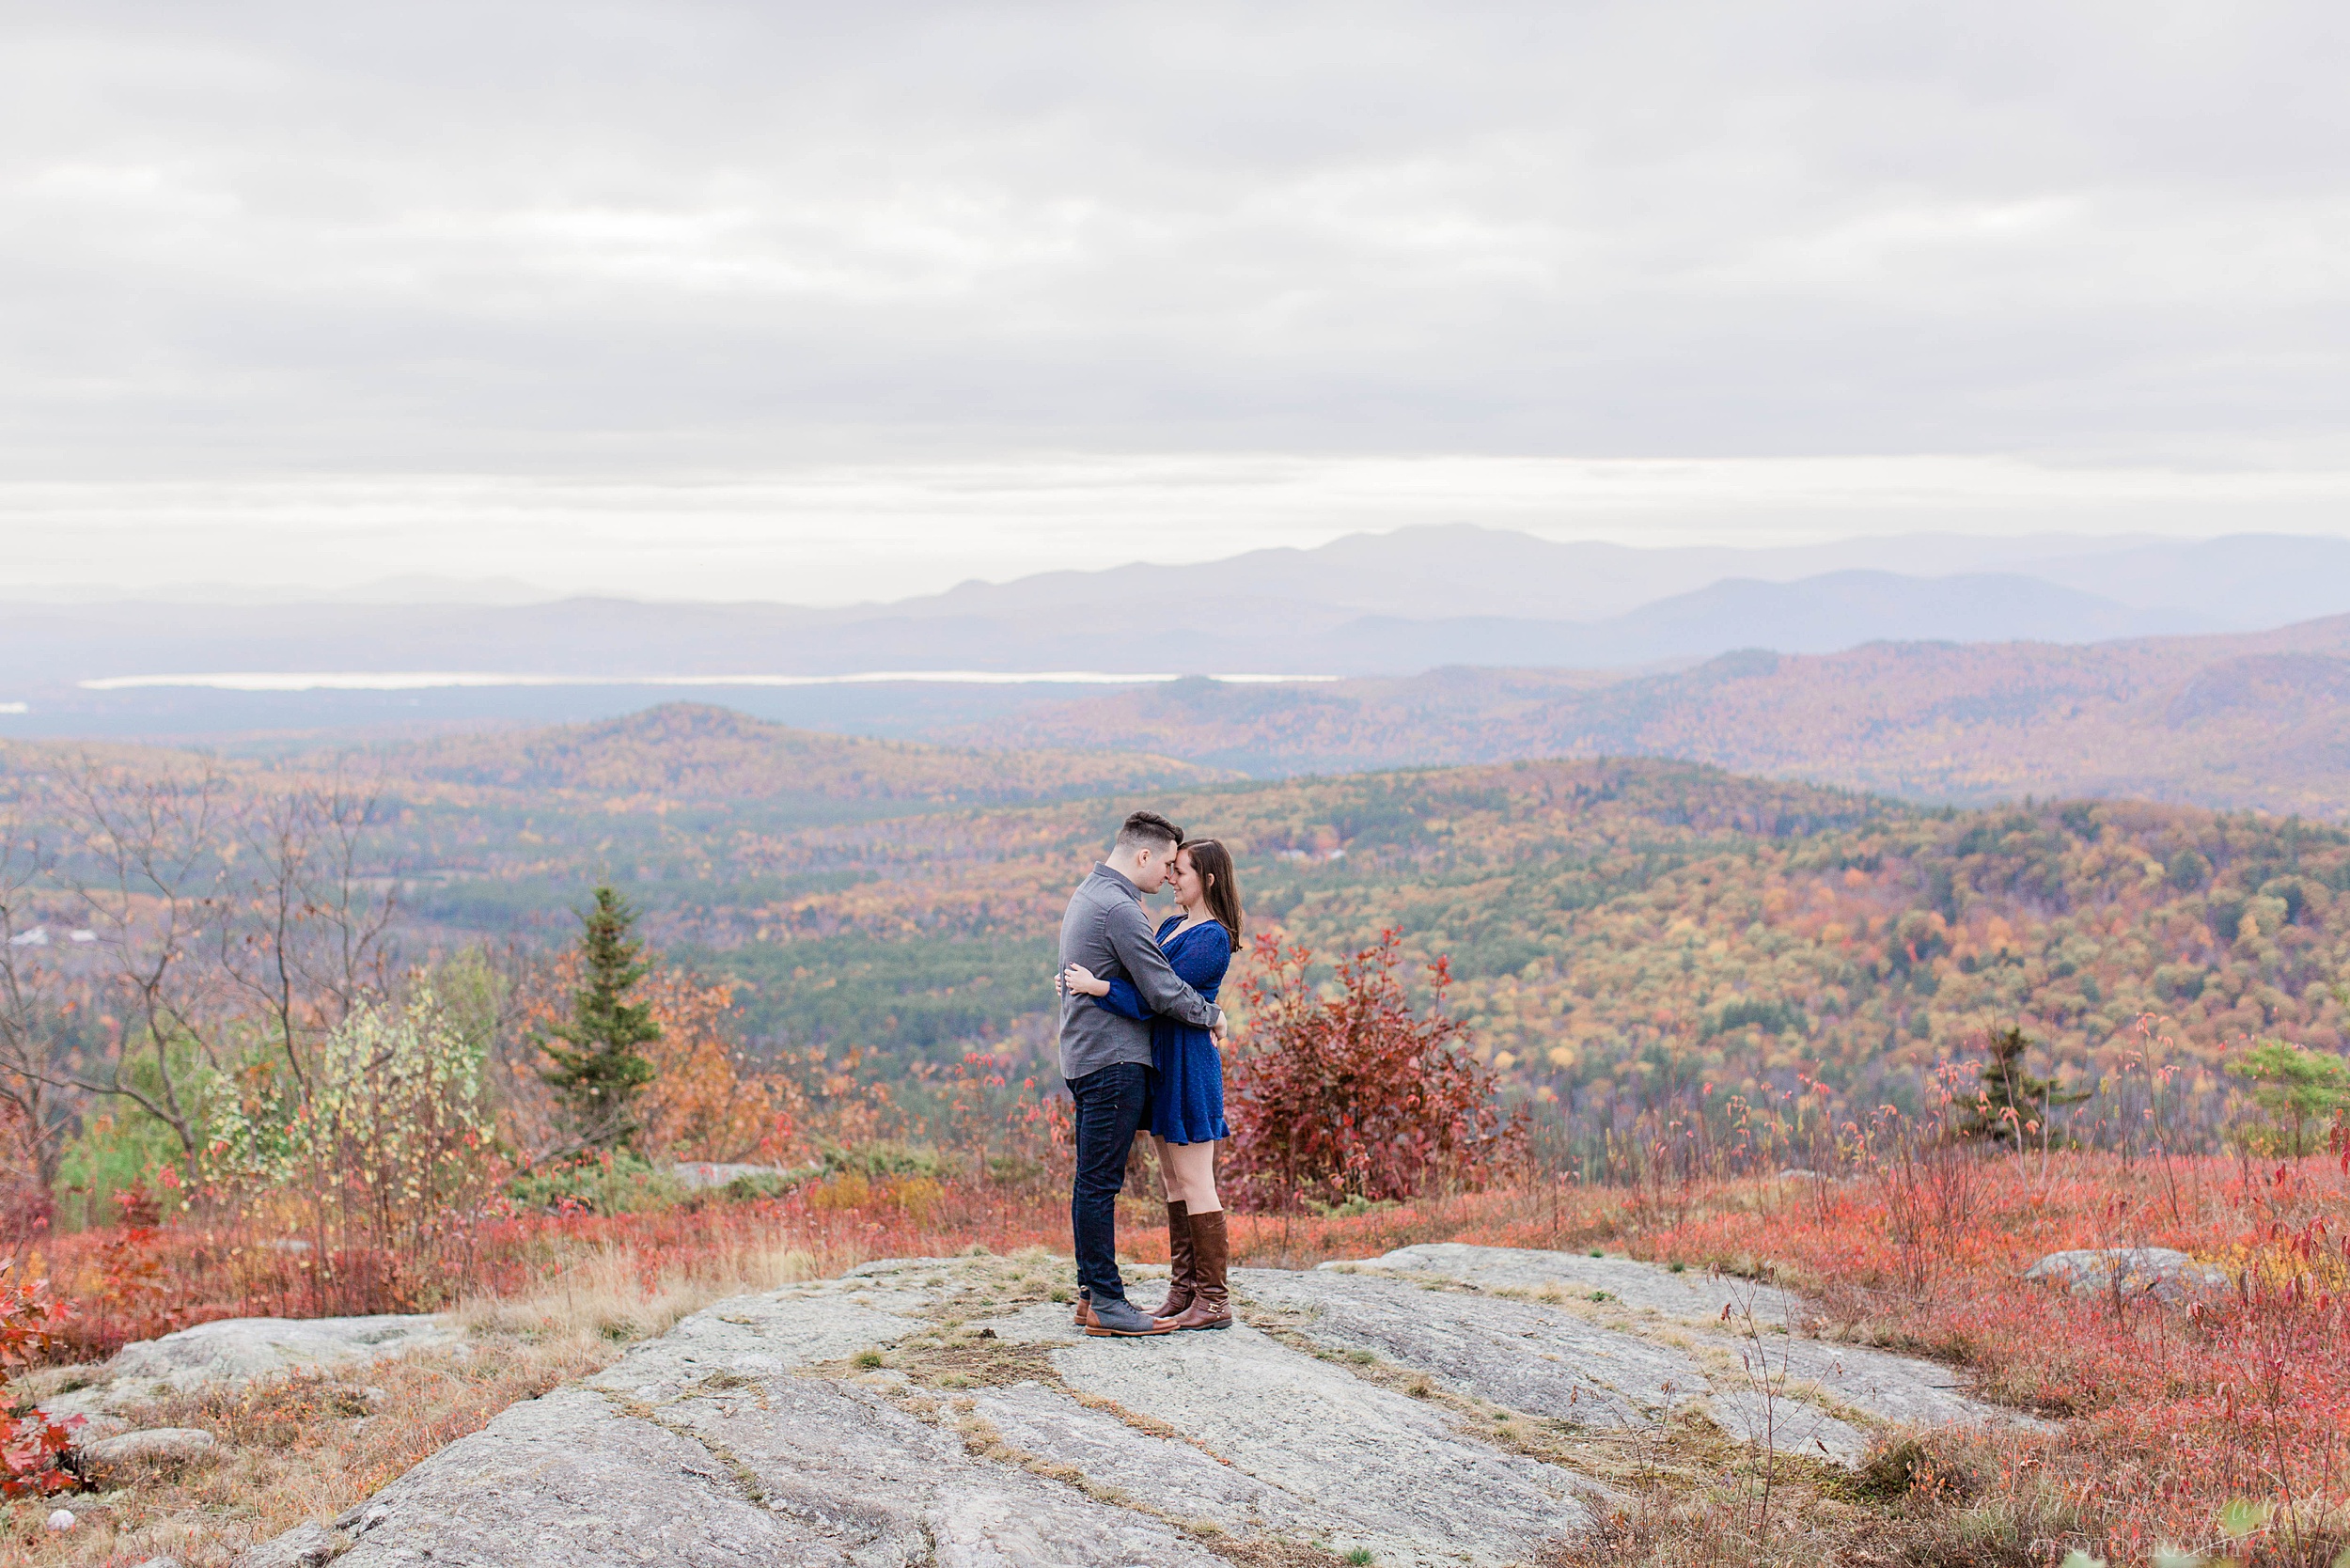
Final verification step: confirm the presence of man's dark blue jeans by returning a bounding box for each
[1068,1061,1151,1305]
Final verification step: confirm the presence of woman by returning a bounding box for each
[1060,837,1242,1331]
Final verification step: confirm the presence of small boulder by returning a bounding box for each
[39,1312,458,1422]
[82,1426,217,1476]
[666,1160,788,1190]
[2024,1247,2230,1304]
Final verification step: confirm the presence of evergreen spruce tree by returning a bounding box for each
[537,886,661,1152]
[1959,1026,2086,1145]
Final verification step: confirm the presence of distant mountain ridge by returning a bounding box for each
[943,613,2350,818]
[1321,570,2202,670]
[8,531,2331,682]
[4,525,2347,740]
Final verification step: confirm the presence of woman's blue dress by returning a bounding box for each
[1091,916,1230,1145]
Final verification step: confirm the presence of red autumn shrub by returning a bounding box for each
[97,1185,171,1319]
[1224,928,1525,1210]
[0,1258,79,1497]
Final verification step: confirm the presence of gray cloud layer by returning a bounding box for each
[8,1,2347,467]
[2,2,2346,598]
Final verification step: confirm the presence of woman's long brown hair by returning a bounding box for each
[1180,838,1244,952]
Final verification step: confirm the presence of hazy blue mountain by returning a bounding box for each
[886,525,2182,624]
[1291,572,2199,671]
[0,526,2341,738]
[893,525,2342,630]
[2021,534,2350,628]
[1584,569,2208,655]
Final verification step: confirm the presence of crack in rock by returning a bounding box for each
[976,1298,1588,1564]
[1296,1246,2046,1457]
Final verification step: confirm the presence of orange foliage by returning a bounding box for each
[633,963,803,1164]
[507,951,804,1165]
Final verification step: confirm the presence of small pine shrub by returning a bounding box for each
[1957,1027,2086,1146]
[2225,1040,2350,1157]
[536,886,662,1152]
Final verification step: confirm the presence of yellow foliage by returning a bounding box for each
[808,1172,871,1210]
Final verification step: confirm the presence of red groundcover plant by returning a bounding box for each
[0,1258,79,1497]
[1225,928,1525,1209]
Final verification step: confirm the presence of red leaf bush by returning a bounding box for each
[1224,928,1525,1210]
[0,1258,79,1497]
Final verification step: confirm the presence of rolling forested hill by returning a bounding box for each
[0,704,1221,930]
[360,704,1227,812]
[332,732,2350,1137]
[12,708,2344,1141]
[940,614,2350,817]
[1,704,1220,825]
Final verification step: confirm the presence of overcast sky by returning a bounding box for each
[4,0,2346,602]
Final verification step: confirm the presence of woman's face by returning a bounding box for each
[1170,847,1207,908]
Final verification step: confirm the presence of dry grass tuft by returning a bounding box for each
[0,1340,603,1566]
[453,1238,819,1347]
[1537,1429,2071,1568]
[0,1238,824,1567]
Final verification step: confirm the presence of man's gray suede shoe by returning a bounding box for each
[1082,1297,1173,1337]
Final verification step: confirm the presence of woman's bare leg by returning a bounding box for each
[1162,1139,1231,1329]
[1162,1139,1221,1215]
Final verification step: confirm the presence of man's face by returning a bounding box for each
[1130,841,1173,892]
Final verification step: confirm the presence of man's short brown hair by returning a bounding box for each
[1115,810,1183,854]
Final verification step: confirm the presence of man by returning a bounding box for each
[1056,809,1226,1338]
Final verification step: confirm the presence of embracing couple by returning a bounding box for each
[1054,809,1243,1339]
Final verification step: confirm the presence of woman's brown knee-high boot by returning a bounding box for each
[1149,1201,1194,1320]
[1167,1210,1231,1330]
